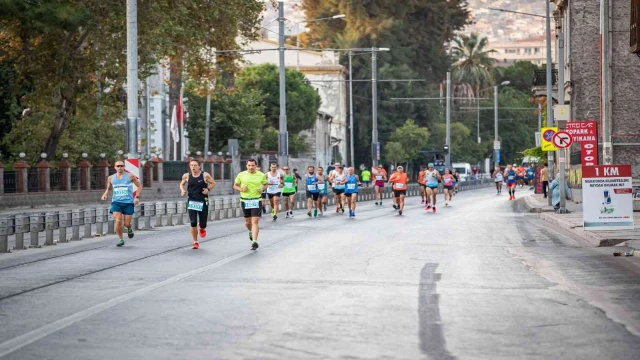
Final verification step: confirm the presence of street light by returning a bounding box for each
[494,81,511,166]
[292,14,346,70]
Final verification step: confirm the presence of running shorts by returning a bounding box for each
[306,191,319,200]
[261,192,267,199]
[345,192,358,197]
[281,192,296,197]
[188,202,208,228]
[267,193,281,199]
[110,202,134,215]
[333,189,345,195]
[444,185,454,191]
[375,181,384,187]
[241,200,263,218]
[426,184,439,189]
[393,190,406,197]
[363,181,370,186]
[506,181,516,187]
[419,184,426,189]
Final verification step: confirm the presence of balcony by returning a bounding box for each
[531,69,558,99]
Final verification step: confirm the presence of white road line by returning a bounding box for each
[0,249,254,358]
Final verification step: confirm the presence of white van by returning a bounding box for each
[452,162,472,181]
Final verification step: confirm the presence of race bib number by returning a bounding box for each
[318,184,326,190]
[347,184,356,190]
[113,187,129,197]
[284,182,294,189]
[187,200,204,212]
[396,183,405,189]
[268,184,280,192]
[508,175,515,180]
[375,175,383,181]
[244,199,260,209]
[307,184,317,191]
[334,184,345,189]
[444,179,452,185]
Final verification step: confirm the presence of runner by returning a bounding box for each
[317,167,328,214]
[492,165,504,195]
[373,165,387,206]
[388,165,408,215]
[179,160,216,249]
[361,167,371,188]
[517,164,527,188]
[329,164,346,213]
[233,159,267,250]
[418,165,427,204]
[504,164,517,200]
[526,164,536,190]
[256,166,267,214]
[442,169,454,206]
[265,163,283,221]
[451,168,460,195]
[101,160,142,247]
[281,166,297,218]
[305,165,322,217]
[423,163,441,213]
[344,167,361,217]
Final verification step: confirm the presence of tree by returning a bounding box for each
[235,64,321,134]
[384,141,409,166]
[452,32,497,97]
[494,61,542,94]
[389,119,430,161]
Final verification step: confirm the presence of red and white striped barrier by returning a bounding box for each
[125,159,140,197]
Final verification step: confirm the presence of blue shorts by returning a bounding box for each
[110,202,135,215]
[426,184,439,189]
[363,181,370,185]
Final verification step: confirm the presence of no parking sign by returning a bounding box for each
[541,127,558,151]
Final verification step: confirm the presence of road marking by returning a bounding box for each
[0,249,254,358]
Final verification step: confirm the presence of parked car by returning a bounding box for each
[452,162,472,181]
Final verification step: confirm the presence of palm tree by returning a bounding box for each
[451,33,497,98]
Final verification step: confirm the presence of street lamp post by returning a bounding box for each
[494,81,510,167]
[348,51,355,168]
[126,0,138,159]
[278,1,289,167]
[370,47,390,167]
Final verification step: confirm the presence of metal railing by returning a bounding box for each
[163,161,187,181]
[3,171,16,194]
[0,179,494,253]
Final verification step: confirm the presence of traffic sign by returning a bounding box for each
[541,127,558,151]
[493,141,501,150]
[552,131,573,148]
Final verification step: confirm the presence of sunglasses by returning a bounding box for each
[115,165,124,168]
[282,168,289,171]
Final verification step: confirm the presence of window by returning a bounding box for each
[505,49,517,54]
[534,48,540,54]
[524,48,532,55]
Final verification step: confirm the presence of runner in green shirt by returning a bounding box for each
[234,159,268,250]
[361,169,371,188]
[281,167,297,218]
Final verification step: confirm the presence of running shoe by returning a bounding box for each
[126,226,134,239]
[421,199,425,204]
[425,205,432,211]
[512,194,516,200]
[116,239,125,247]
[432,207,436,213]
[199,228,206,238]
[290,212,294,218]
[251,241,259,250]
[393,204,398,210]
[323,204,327,211]
[314,209,318,217]
[271,209,275,216]
[399,210,403,216]
[273,214,277,221]
[375,202,379,205]
[341,207,345,214]
[445,202,449,206]
[192,241,199,250]
[336,206,340,213]
[307,211,312,217]
[286,212,290,218]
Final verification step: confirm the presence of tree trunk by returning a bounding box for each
[43,95,75,158]
[169,52,183,160]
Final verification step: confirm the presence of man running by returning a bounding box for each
[451,168,460,195]
[504,164,517,200]
[305,165,322,217]
[101,160,142,247]
[360,167,371,188]
[492,165,504,195]
[233,159,267,250]
[526,164,536,190]
[418,165,427,204]
[317,167,328,214]
[329,164,346,213]
[389,165,408,215]
[265,163,283,221]
[442,169,455,206]
[180,160,216,249]
[373,165,387,206]
[423,163,441,213]
[344,167,361,217]
[517,164,526,188]
[281,166,297,217]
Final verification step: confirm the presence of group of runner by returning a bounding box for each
[102,159,465,251]
[492,163,538,199]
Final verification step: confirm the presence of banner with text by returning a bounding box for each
[582,165,634,230]
[564,121,598,167]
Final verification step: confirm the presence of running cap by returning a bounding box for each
[428,163,434,167]
[397,166,403,170]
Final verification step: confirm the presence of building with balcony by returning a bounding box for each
[489,35,555,67]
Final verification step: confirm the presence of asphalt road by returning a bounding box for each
[1,187,639,359]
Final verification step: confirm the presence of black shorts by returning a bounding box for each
[345,192,358,197]
[261,192,267,199]
[188,201,209,228]
[420,184,426,189]
[241,200,263,218]
[282,192,296,197]
[444,185,454,191]
[267,192,281,199]
[306,191,319,200]
[393,190,406,197]
[333,189,345,195]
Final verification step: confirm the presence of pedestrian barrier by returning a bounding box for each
[0,179,494,252]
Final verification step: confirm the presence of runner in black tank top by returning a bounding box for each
[180,160,216,249]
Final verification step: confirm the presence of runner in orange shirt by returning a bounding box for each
[418,165,427,205]
[389,166,408,216]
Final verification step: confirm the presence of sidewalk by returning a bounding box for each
[523,194,640,247]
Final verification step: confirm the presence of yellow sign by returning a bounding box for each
[541,127,558,151]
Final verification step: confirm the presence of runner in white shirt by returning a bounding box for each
[265,163,283,221]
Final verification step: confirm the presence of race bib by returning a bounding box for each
[284,182,294,189]
[334,184,345,190]
[244,199,260,209]
[268,184,280,192]
[444,179,452,184]
[187,200,204,212]
[114,188,129,197]
[307,184,317,191]
[375,175,383,181]
[318,184,326,190]
[396,183,405,189]
[508,175,515,180]
[347,184,356,190]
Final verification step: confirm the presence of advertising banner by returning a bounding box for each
[564,121,598,167]
[582,165,634,230]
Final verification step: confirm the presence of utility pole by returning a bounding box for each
[445,72,451,169]
[558,14,568,213]
[204,93,211,156]
[348,51,355,168]
[494,85,499,167]
[601,0,613,165]
[278,1,289,166]
[545,0,555,206]
[371,48,379,167]
[477,98,481,144]
[145,77,151,156]
[126,0,138,159]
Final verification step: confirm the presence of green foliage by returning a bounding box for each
[452,32,497,96]
[235,64,321,134]
[389,119,429,161]
[520,146,545,160]
[494,61,542,94]
[384,141,409,165]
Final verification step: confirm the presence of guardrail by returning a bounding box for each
[0,179,493,252]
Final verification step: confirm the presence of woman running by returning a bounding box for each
[504,164,517,200]
[344,167,360,217]
[373,165,387,206]
[388,166,408,215]
[423,163,441,213]
[492,165,503,195]
[442,169,454,206]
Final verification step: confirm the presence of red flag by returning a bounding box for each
[177,90,184,126]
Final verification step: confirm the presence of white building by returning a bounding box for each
[489,35,555,67]
[241,38,348,168]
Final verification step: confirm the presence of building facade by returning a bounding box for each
[489,35,555,67]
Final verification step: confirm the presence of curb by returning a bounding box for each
[539,212,632,247]
[522,194,555,213]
